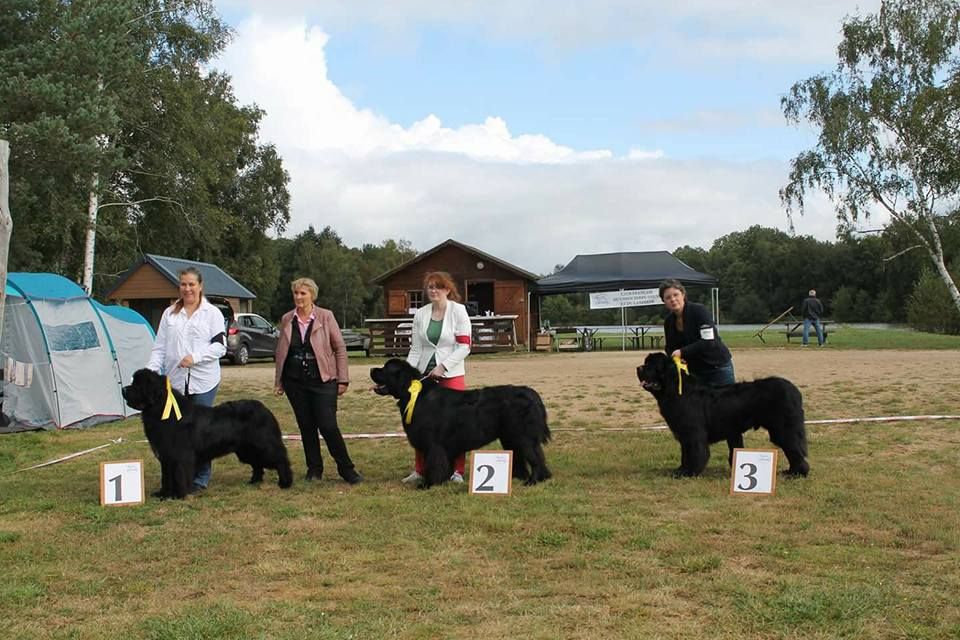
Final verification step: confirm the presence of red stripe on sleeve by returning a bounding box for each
[455,335,471,345]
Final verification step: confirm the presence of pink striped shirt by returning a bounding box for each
[294,309,317,343]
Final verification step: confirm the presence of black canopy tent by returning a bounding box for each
[535,251,718,293]
[534,251,721,347]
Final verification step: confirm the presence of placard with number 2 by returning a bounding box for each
[469,450,513,496]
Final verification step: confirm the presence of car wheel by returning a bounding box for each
[234,343,250,365]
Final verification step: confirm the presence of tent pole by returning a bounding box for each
[620,287,627,351]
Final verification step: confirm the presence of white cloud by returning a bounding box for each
[219,19,609,163]
[214,16,865,275]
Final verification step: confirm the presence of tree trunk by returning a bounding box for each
[0,139,13,347]
[924,214,960,315]
[82,172,99,294]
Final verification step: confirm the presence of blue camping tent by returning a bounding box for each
[1,273,155,431]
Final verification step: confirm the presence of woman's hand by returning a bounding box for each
[179,354,194,368]
[428,364,446,379]
[337,383,349,396]
[274,385,284,396]
[670,350,682,360]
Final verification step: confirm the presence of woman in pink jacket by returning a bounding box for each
[274,277,362,484]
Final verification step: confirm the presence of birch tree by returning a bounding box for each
[781,0,960,315]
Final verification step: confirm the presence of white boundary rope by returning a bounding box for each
[10,414,960,472]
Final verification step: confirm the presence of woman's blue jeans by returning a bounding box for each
[188,384,219,488]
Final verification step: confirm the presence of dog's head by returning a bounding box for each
[636,352,674,394]
[370,358,422,398]
[122,368,167,411]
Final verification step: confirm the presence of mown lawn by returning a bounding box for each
[0,345,958,639]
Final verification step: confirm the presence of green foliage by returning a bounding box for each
[907,269,960,333]
[0,0,289,296]
[781,0,960,316]
[831,286,875,322]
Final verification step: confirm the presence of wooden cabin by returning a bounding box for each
[369,239,541,354]
[106,254,256,331]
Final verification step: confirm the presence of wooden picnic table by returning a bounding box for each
[783,320,834,343]
[624,325,663,350]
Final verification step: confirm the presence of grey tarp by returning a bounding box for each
[534,251,717,294]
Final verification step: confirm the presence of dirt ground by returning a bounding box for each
[224,349,960,429]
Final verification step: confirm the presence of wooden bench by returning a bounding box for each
[784,323,834,343]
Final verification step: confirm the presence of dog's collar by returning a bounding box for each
[161,377,182,421]
[404,379,423,425]
[672,356,689,395]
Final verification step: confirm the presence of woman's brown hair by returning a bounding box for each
[423,271,461,302]
[658,279,686,301]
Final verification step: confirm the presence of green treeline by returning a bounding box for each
[542,223,960,333]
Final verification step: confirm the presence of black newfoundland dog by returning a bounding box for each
[370,358,552,488]
[637,352,810,478]
[122,368,293,499]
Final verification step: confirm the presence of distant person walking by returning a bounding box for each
[800,289,825,347]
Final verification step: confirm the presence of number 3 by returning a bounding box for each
[737,462,758,491]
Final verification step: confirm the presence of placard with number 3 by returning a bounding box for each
[469,450,513,496]
[99,460,145,506]
[730,449,778,496]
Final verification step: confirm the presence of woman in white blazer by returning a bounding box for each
[402,271,472,484]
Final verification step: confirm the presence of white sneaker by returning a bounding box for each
[401,471,423,484]
[450,471,464,483]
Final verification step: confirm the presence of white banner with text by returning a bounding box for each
[588,289,661,310]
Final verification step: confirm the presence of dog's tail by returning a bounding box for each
[533,389,551,443]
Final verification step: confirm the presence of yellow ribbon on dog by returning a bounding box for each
[161,377,182,421]
[404,379,423,425]
[672,356,689,395]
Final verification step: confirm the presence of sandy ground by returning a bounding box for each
[223,349,960,428]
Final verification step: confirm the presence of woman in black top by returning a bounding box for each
[659,279,735,387]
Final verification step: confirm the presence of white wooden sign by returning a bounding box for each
[469,450,513,496]
[730,449,778,495]
[99,460,145,506]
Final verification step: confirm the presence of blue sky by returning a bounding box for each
[213,1,883,274]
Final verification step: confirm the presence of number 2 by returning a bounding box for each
[475,465,496,491]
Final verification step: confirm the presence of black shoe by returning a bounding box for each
[189,484,206,495]
[341,471,363,485]
[305,469,323,481]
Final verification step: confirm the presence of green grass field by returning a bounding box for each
[0,335,958,639]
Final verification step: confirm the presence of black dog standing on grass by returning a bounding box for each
[637,352,810,478]
[123,368,294,499]
[370,358,552,488]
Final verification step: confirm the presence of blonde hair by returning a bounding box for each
[291,277,319,301]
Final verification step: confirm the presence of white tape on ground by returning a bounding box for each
[12,415,960,472]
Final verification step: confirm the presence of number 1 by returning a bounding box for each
[108,474,122,502]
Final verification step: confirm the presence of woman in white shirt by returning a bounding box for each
[147,267,227,493]
[402,271,472,484]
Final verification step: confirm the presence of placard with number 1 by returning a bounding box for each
[99,460,145,506]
